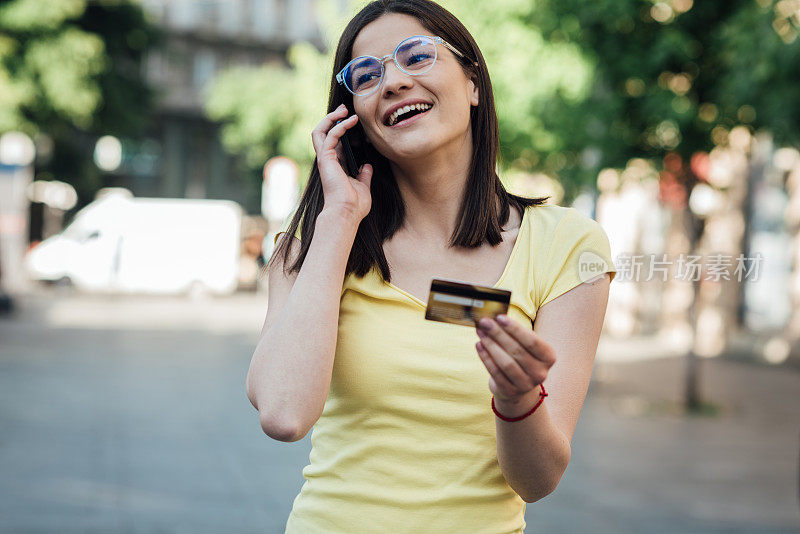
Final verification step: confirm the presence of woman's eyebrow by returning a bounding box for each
[396,38,422,55]
[351,58,374,70]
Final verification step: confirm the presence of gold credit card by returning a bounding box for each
[424,278,511,327]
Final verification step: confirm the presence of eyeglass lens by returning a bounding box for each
[344,36,437,95]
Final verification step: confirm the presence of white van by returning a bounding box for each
[24,194,243,296]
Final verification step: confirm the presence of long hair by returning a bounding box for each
[270,0,549,282]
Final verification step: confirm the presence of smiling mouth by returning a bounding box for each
[385,103,433,127]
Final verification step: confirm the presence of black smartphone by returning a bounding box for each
[336,119,360,177]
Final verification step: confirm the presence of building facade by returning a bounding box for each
[131,0,322,213]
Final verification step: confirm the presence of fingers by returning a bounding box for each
[475,342,520,395]
[355,163,373,188]
[322,114,358,155]
[316,114,358,178]
[311,104,350,156]
[475,316,554,391]
[494,316,557,367]
[476,325,536,390]
[334,130,345,167]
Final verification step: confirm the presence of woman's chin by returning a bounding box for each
[383,139,440,161]
[388,149,434,163]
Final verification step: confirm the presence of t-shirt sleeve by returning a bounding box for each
[273,209,303,245]
[537,208,616,308]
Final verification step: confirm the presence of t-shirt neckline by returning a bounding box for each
[379,206,530,309]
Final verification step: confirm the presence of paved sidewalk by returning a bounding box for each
[545,351,800,533]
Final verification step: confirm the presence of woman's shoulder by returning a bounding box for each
[526,203,609,254]
[528,202,581,222]
[527,203,590,234]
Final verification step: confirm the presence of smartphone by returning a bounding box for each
[336,119,360,177]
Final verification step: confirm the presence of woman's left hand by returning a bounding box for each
[475,314,557,404]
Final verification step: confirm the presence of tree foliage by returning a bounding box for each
[0,0,158,201]
[534,0,800,170]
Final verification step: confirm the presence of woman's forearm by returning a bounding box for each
[248,209,359,441]
[494,391,572,503]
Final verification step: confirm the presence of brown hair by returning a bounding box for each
[270,0,548,282]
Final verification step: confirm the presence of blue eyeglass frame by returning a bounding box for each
[336,35,473,97]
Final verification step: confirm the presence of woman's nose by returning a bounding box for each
[381,60,414,96]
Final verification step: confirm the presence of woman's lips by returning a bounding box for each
[387,106,433,129]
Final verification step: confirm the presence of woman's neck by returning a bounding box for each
[389,129,475,243]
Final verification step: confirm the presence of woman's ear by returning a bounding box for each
[469,74,479,106]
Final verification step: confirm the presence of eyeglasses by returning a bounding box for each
[336,35,473,97]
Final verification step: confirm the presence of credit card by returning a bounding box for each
[424,278,511,327]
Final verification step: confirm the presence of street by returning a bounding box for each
[0,287,798,533]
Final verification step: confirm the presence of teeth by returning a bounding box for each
[388,103,431,126]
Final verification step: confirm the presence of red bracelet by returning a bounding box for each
[491,383,548,422]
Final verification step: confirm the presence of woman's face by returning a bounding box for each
[349,13,479,163]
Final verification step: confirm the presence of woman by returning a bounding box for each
[246,1,617,532]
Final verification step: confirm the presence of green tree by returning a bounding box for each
[533,0,800,184]
[0,0,158,203]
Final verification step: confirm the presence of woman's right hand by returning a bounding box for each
[311,104,373,223]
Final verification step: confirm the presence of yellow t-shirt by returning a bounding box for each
[272,204,616,533]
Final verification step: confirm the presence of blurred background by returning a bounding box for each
[0,0,798,532]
